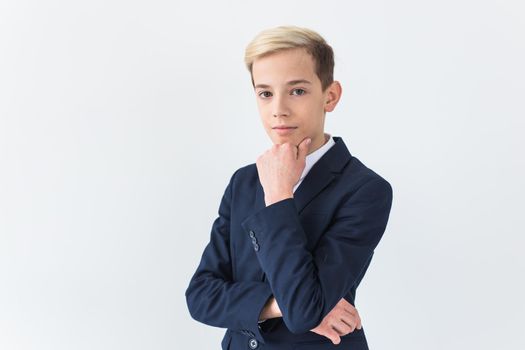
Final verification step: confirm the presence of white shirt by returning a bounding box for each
[292,132,335,193]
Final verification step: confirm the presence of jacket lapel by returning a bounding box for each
[254,136,352,215]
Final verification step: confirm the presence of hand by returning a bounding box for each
[310,298,362,345]
[256,137,312,206]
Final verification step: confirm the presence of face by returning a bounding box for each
[251,47,342,153]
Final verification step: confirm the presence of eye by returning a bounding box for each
[258,91,272,98]
[291,88,306,96]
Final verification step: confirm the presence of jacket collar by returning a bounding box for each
[255,136,352,215]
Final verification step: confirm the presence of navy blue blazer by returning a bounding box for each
[185,136,393,350]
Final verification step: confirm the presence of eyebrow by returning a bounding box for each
[254,79,312,89]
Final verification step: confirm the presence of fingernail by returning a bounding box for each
[306,138,311,144]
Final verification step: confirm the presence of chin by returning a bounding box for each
[274,136,297,145]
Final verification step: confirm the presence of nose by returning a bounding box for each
[272,94,290,118]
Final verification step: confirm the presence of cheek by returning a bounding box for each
[257,102,271,117]
[298,97,319,112]
[259,115,271,129]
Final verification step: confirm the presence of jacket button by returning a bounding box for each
[249,338,258,349]
[249,231,255,238]
[251,237,257,244]
[253,243,259,251]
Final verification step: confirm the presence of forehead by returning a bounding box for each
[252,48,317,86]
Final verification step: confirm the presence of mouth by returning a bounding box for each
[272,126,297,135]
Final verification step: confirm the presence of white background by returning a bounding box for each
[1,1,524,349]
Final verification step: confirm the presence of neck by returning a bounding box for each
[307,133,329,156]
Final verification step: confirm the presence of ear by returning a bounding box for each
[324,81,342,113]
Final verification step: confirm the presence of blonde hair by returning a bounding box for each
[244,25,335,92]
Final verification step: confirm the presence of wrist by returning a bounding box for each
[265,192,293,206]
[271,298,282,318]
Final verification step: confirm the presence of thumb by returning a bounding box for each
[325,330,341,345]
[297,137,311,160]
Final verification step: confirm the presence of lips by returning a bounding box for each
[272,126,297,135]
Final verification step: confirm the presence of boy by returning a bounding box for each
[185,25,393,350]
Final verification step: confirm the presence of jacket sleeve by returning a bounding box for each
[185,169,274,343]
[240,177,393,334]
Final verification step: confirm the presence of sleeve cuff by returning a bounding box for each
[238,283,274,344]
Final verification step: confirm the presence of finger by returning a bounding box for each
[313,320,342,344]
[338,297,353,309]
[346,305,361,330]
[340,313,357,333]
[331,319,352,335]
[296,137,311,160]
[325,328,341,345]
[343,302,358,316]
[338,299,362,330]
[343,304,357,317]
[356,310,362,329]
